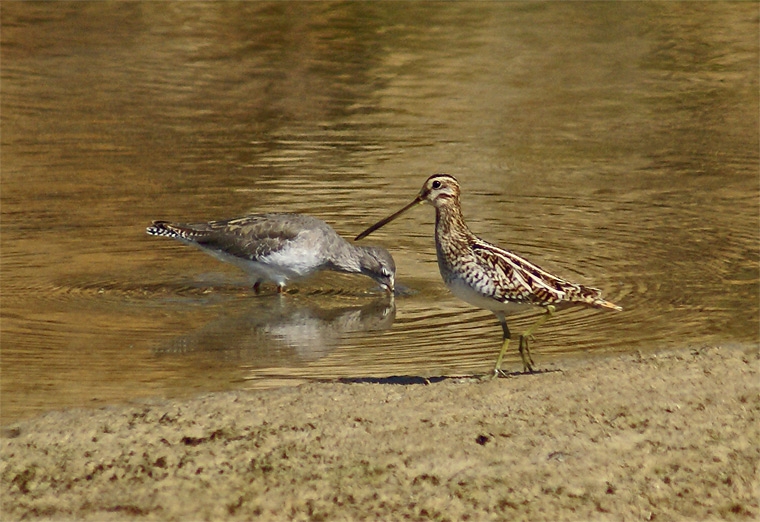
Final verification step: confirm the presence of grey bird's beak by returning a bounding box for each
[354,195,424,241]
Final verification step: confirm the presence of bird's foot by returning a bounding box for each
[491,338,512,378]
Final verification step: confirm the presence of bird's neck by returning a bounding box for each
[434,202,475,256]
[329,241,364,274]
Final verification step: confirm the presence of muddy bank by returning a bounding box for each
[2,346,758,521]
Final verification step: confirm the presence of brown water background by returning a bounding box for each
[2,2,758,423]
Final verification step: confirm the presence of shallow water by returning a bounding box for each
[2,2,758,423]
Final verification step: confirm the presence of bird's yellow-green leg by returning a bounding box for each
[492,314,512,377]
[518,305,556,373]
[518,336,535,373]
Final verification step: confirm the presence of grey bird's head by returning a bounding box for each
[358,245,396,294]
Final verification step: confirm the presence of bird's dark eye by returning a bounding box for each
[432,180,442,189]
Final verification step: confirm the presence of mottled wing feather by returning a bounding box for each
[155,214,308,261]
[205,216,302,260]
[470,240,614,309]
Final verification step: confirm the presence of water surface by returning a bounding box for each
[2,2,758,423]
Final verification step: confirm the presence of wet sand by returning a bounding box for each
[2,346,758,521]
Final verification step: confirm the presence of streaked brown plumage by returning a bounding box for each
[356,174,621,374]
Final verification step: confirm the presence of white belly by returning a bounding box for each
[445,273,530,316]
[198,244,321,286]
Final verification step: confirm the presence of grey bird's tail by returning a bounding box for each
[146,221,198,241]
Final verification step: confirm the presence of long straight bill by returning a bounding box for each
[355,196,424,241]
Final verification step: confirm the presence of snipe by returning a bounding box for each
[355,174,621,374]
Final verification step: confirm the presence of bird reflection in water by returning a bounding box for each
[154,295,396,368]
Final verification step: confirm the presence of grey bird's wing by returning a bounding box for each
[150,214,318,262]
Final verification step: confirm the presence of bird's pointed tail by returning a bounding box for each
[587,294,622,311]
[146,221,200,241]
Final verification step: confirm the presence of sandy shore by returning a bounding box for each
[2,346,758,521]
